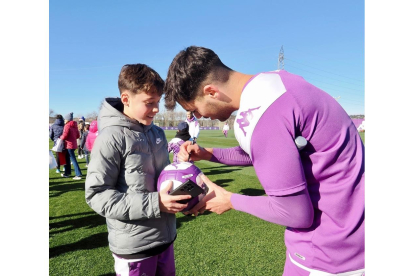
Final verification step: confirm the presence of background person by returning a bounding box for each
[357,120,365,132]
[222,122,229,138]
[185,110,200,143]
[85,120,98,153]
[85,63,191,276]
[60,112,83,180]
[168,121,191,163]
[80,123,90,168]
[77,117,86,159]
[164,46,365,275]
[49,114,65,173]
[50,114,65,173]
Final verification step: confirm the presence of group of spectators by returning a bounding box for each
[49,113,98,180]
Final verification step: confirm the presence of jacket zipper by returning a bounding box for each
[144,131,171,241]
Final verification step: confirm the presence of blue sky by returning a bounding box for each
[49,0,365,117]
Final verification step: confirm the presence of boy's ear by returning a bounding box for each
[120,91,130,106]
[203,85,219,99]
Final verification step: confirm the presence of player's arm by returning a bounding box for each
[231,190,314,228]
[178,141,252,166]
[188,175,313,229]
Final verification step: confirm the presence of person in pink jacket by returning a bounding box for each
[86,120,98,152]
[60,112,83,180]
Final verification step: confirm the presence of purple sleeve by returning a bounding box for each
[209,146,253,166]
[231,189,314,228]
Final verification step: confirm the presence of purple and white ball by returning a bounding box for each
[157,162,208,212]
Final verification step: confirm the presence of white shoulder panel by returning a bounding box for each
[233,73,286,157]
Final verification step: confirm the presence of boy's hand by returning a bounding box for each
[159,181,192,214]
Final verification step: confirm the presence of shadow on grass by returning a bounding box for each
[176,210,213,229]
[49,176,86,181]
[239,188,266,196]
[49,213,106,235]
[49,182,85,197]
[205,167,243,176]
[213,178,233,187]
[49,232,108,258]
[50,211,95,220]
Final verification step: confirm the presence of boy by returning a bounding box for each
[85,64,191,276]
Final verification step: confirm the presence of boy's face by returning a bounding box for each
[122,88,161,125]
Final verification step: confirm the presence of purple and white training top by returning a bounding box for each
[212,70,364,273]
[168,138,186,163]
[185,117,200,139]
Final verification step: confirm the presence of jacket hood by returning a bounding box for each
[98,97,153,133]
[89,120,98,133]
[66,120,77,128]
[175,129,191,141]
[54,118,64,126]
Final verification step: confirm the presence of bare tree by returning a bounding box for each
[227,115,236,129]
[176,111,186,122]
[49,109,55,117]
[156,110,168,127]
[86,111,98,121]
[166,110,177,126]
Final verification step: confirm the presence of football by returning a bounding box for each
[157,162,208,211]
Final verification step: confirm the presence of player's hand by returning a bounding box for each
[178,141,203,162]
[159,181,191,214]
[184,174,233,216]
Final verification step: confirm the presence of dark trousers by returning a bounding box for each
[55,152,60,169]
[77,145,84,156]
[63,149,71,175]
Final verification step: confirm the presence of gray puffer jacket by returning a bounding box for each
[85,97,173,255]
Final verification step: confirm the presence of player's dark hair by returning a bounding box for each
[164,46,232,110]
[118,64,164,96]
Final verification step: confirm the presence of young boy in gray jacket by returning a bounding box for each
[85,64,191,276]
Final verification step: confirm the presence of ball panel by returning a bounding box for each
[157,162,207,212]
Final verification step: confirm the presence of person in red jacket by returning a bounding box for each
[86,120,98,152]
[60,112,83,180]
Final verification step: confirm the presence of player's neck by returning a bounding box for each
[228,71,254,110]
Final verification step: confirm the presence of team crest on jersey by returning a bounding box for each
[236,106,261,136]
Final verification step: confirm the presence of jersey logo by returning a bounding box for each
[294,252,306,260]
[236,106,260,136]
[156,138,162,144]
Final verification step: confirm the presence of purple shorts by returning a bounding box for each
[113,244,175,276]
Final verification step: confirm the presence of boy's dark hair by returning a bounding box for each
[56,114,63,119]
[118,64,164,96]
[164,46,232,110]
